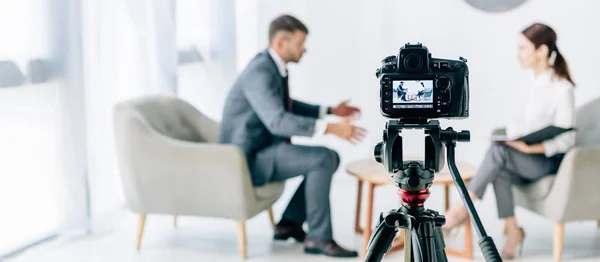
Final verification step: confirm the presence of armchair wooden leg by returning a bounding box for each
[267,208,275,229]
[137,214,147,250]
[237,221,247,260]
[173,216,177,228]
[597,220,600,229]
[553,223,565,262]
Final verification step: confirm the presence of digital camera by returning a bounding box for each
[376,43,469,120]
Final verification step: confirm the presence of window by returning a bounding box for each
[0,0,51,86]
[176,0,210,64]
[0,0,73,256]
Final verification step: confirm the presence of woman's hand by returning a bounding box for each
[504,141,531,153]
[504,141,546,154]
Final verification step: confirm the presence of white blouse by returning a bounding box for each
[506,69,576,157]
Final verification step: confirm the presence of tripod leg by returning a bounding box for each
[363,212,400,262]
[410,229,423,262]
[433,227,448,262]
[404,229,412,262]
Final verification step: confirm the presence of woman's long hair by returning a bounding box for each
[522,23,575,85]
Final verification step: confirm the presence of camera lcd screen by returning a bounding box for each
[392,80,433,104]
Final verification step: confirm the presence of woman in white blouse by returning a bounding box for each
[442,23,576,259]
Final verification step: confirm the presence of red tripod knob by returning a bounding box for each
[398,189,430,207]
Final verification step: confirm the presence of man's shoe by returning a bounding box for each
[304,238,358,258]
[273,222,306,242]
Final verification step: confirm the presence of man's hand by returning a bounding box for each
[330,99,361,117]
[325,117,367,145]
[504,140,531,154]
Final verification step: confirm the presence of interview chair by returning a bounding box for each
[113,95,285,259]
[512,97,600,261]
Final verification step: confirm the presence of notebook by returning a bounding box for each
[491,126,576,145]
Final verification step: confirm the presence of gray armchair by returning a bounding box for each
[513,97,600,261]
[113,95,285,259]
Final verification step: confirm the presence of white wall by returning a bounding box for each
[225,0,600,168]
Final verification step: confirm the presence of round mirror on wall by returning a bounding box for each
[464,0,530,13]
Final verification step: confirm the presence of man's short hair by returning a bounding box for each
[268,15,308,42]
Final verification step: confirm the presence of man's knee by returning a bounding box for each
[330,149,340,170]
[314,147,340,172]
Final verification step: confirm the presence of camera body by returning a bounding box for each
[376,43,469,120]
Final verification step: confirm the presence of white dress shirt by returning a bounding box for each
[506,69,576,157]
[268,48,329,137]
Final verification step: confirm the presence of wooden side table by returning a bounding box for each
[346,158,476,258]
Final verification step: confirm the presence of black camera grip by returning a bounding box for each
[479,236,503,262]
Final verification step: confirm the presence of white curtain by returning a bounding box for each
[122,0,177,96]
[81,0,176,232]
[177,0,237,121]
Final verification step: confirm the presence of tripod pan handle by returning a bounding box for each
[479,236,503,261]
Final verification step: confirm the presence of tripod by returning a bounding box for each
[366,119,502,262]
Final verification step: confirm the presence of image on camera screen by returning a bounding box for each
[392,80,433,104]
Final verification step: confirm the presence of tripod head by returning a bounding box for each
[366,119,502,262]
[374,119,469,174]
[374,119,469,207]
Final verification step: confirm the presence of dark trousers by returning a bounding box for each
[269,143,340,240]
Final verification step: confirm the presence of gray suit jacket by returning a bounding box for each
[219,50,323,186]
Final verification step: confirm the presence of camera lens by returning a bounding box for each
[404,53,423,72]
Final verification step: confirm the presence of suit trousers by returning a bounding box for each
[467,144,558,218]
[269,143,340,240]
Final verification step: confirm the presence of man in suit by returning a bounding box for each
[397,81,406,101]
[219,15,365,258]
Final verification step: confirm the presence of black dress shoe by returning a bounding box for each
[304,238,358,258]
[273,222,306,242]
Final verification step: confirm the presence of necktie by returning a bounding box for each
[283,75,292,143]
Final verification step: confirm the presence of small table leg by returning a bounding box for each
[362,183,375,256]
[464,217,473,258]
[355,180,363,234]
[444,184,450,210]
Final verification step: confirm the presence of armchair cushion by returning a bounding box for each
[252,182,285,217]
[513,175,555,202]
[255,182,285,200]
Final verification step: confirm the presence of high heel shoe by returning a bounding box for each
[501,227,525,260]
